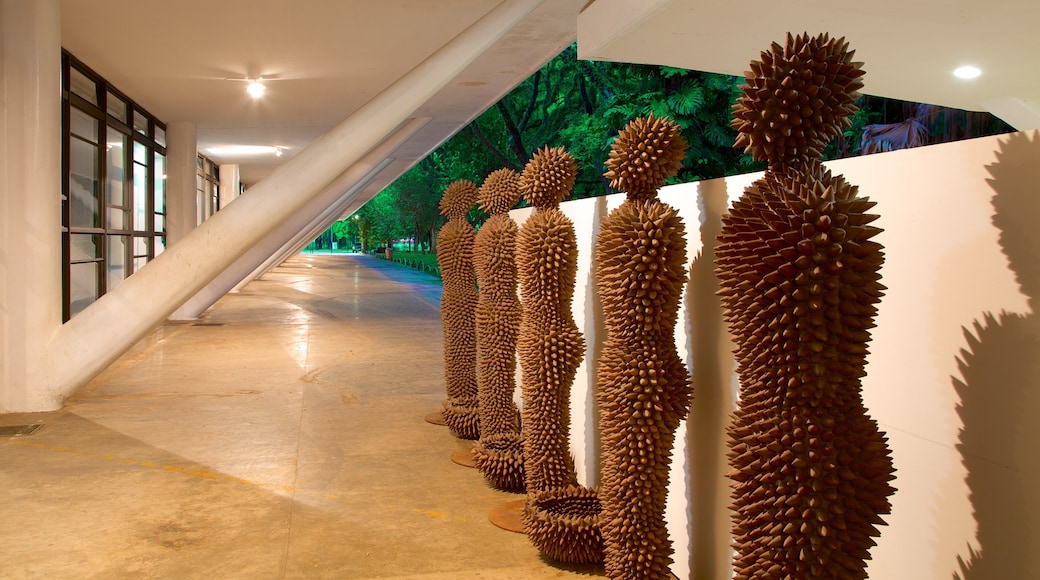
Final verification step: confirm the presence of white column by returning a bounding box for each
[218,163,240,209]
[165,121,197,247]
[34,0,547,408]
[168,117,423,320]
[0,0,62,412]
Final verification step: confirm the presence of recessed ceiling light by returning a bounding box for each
[246,80,266,98]
[953,65,981,79]
[207,145,281,157]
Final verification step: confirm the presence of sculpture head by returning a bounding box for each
[519,146,578,211]
[439,179,479,219]
[478,168,522,216]
[604,115,688,202]
[731,32,864,168]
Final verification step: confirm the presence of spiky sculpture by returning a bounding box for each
[731,33,864,170]
[717,33,895,580]
[595,115,692,580]
[437,180,481,440]
[472,169,526,491]
[517,146,604,564]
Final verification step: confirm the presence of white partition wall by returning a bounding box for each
[512,130,1040,579]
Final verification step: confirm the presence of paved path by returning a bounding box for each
[0,253,603,579]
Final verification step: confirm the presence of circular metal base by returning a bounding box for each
[450,447,476,468]
[488,499,526,534]
[425,411,447,426]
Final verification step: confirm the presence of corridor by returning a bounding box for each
[0,254,602,579]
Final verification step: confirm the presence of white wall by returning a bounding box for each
[511,129,1040,579]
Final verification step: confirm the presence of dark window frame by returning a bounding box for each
[61,50,167,321]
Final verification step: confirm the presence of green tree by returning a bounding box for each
[329,219,354,248]
[384,160,445,252]
[345,43,1013,247]
[352,189,407,251]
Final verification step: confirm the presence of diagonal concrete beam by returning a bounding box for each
[33,0,547,410]
[168,117,428,320]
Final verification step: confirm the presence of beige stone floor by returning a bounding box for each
[0,254,604,579]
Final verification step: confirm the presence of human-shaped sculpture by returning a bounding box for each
[471,168,526,491]
[436,180,480,440]
[595,115,692,579]
[717,33,895,579]
[517,146,603,564]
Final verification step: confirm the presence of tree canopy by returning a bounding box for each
[325,44,1013,252]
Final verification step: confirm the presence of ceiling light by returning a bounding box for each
[207,145,281,157]
[953,65,981,80]
[246,80,266,98]
[275,147,284,157]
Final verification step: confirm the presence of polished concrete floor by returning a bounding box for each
[0,254,604,579]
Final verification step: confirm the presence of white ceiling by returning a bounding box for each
[60,0,1039,194]
[60,0,584,186]
[578,0,1040,131]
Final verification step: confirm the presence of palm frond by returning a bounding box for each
[860,118,929,154]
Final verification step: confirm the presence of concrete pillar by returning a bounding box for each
[165,121,197,247]
[32,0,547,409]
[169,117,424,319]
[218,163,240,209]
[0,0,62,412]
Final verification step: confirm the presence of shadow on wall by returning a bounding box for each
[954,132,1040,579]
[684,178,737,579]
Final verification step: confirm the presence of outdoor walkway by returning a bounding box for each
[0,254,604,579]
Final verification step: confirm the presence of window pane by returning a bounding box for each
[107,91,127,123]
[107,235,129,290]
[133,236,150,256]
[70,67,97,106]
[70,107,98,143]
[154,152,166,214]
[197,190,207,225]
[154,125,166,147]
[106,128,126,206]
[133,143,149,231]
[70,233,100,261]
[155,235,166,257]
[133,256,148,272]
[70,262,100,317]
[107,207,127,230]
[133,110,148,136]
[69,137,99,228]
[133,164,148,230]
[154,213,165,232]
[133,141,148,164]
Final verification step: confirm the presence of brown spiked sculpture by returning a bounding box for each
[471,169,526,491]
[731,32,865,170]
[436,179,481,440]
[717,33,895,579]
[516,146,604,564]
[595,115,692,580]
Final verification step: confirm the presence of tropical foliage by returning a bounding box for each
[322,44,1013,252]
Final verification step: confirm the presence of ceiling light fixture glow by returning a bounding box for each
[953,65,981,79]
[246,80,266,98]
[207,145,281,157]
